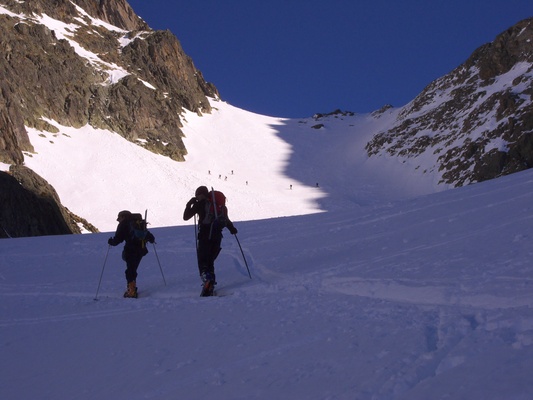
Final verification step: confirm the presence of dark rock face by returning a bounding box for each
[366,18,533,186]
[0,80,34,165]
[0,167,97,238]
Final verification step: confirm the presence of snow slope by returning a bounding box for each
[17,99,445,232]
[3,90,532,400]
[1,167,533,399]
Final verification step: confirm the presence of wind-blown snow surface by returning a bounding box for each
[2,167,533,399]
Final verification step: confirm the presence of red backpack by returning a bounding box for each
[203,189,228,229]
[209,190,226,218]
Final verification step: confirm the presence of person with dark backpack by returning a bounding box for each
[107,210,155,298]
[183,186,238,296]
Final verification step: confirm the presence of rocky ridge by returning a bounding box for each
[365,18,533,186]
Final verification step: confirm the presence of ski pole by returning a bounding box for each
[152,243,167,286]
[143,209,165,285]
[194,215,198,253]
[0,222,12,238]
[94,245,111,300]
[234,234,252,279]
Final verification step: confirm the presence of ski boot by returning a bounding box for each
[123,281,138,298]
[200,272,216,297]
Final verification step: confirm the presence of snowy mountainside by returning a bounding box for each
[1,166,533,399]
[1,2,532,236]
[366,18,533,187]
[19,100,446,233]
[278,108,447,211]
[19,100,322,232]
[5,0,442,233]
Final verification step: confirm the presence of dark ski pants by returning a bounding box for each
[196,235,222,278]
[122,250,143,283]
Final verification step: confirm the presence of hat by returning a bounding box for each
[195,186,209,197]
[117,210,131,221]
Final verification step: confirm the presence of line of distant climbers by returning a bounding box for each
[208,169,319,189]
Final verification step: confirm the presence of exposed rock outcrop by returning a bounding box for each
[0,167,97,238]
[365,18,533,186]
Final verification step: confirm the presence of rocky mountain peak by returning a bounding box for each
[473,18,533,81]
[73,0,148,31]
[366,18,533,187]
[3,0,147,31]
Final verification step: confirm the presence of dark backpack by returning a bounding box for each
[128,213,148,247]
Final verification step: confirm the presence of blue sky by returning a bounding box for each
[127,0,533,118]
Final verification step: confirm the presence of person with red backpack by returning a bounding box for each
[183,186,238,296]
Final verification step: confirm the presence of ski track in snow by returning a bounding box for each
[2,168,533,399]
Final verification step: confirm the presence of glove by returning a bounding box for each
[107,237,115,246]
[229,226,238,235]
